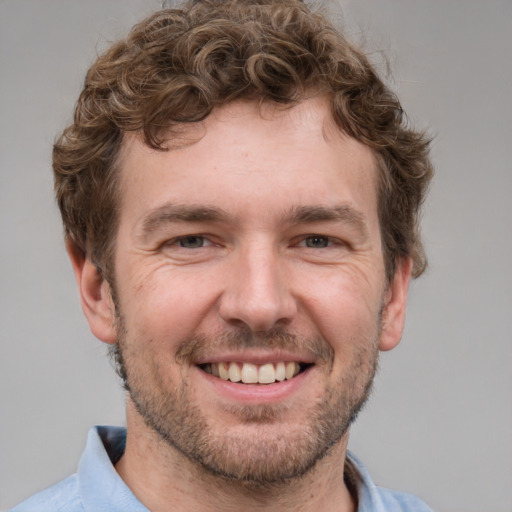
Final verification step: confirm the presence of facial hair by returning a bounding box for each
[109,322,380,486]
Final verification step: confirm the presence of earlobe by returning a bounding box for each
[66,239,117,345]
[378,257,412,352]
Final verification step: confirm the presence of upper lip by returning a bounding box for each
[194,350,316,366]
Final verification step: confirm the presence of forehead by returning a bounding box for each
[117,97,378,229]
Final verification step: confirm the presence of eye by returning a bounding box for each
[176,235,210,248]
[302,235,332,248]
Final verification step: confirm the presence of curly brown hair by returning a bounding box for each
[53,0,433,281]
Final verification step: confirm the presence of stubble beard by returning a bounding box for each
[109,320,380,487]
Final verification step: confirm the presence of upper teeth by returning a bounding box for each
[205,362,301,384]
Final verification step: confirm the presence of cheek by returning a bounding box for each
[119,264,222,345]
[299,266,384,352]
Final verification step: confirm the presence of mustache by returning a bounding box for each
[175,327,334,365]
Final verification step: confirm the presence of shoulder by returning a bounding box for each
[8,474,83,512]
[346,451,433,512]
[374,487,433,512]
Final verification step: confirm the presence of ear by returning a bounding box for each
[378,257,412,352]
[66,239,117,345]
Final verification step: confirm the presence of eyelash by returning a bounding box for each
[167,234,342,250]
[172,235,212,249]
[298,235,337,249]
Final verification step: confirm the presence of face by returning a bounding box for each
[90,98,408,484]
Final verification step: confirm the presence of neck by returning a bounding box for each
[115,402,356,512]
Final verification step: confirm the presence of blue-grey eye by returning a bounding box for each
[305,236,330,248]
[178,236,205,248]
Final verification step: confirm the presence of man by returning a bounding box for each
[11,0,433,510]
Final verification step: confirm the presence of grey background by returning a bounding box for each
[1,1,511,511]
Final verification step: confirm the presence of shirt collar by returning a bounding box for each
[345,451,388,511]
[78,426,384,512]
[78,426,148,512]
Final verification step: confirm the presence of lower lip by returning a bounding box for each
[196,366,313,404]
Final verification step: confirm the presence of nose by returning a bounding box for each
[218,243,297,332]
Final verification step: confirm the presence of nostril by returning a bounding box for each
[219,298,297,333]
[217,257,297,331]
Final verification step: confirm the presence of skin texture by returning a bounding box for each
[68,97,411,512]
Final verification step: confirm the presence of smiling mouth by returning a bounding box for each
[199,361,312,384]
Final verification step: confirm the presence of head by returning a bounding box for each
[57,0,433,488]
[54,0,432,285]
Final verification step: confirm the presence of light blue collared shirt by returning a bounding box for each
[10,426,432,512]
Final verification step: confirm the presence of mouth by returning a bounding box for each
[198,361,312,385]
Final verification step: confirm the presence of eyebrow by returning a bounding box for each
[285,205,368,234]
[140,204,230,238]
[138,203,369,239]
